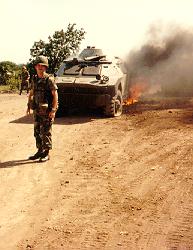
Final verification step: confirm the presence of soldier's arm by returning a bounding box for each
[48,89,58,120]
[27,71,30,80]
[26,89,34,115]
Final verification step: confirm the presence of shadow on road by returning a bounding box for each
[10,114,34,124]
[0,159,39,168]
[10,109,105,125]
[56,111,105,125]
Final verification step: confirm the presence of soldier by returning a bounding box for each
[26,56,58,162]
[19,65,30,95]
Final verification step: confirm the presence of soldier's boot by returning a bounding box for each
[39,149,50,162]
[29,148,43,160]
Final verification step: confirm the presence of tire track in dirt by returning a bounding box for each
[1,94,193,249]
[121,110,193,250]
[24,117,135,249]
[166,205,193,250]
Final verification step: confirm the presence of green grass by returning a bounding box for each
[0,85,18,93]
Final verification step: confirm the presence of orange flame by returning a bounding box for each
[125,82,148,105]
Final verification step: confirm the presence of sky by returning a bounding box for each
[1,0,193,64]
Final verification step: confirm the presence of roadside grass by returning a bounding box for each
[0,85,19,93]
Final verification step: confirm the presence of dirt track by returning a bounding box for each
[0,93,193,250]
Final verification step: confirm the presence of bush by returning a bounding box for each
[0,61,21,86]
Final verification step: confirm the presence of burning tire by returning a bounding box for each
[105,90,123,117]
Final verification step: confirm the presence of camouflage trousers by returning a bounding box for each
[33,112,53,151]
[20,81,29,94]
[21,81,29,88]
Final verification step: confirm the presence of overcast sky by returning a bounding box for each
[1,0,193,64]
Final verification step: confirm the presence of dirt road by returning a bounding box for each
[0,93,193,250]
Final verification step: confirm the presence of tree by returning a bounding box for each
[29,23,85,73]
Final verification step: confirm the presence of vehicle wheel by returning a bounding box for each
[55,106,67,118]
[104,90,123,117]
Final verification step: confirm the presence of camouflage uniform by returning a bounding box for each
[20,68,30,94]
[31,73,58,151]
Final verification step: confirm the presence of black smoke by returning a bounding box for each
[123,24,193,97]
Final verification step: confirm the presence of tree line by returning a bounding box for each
[0,23,85,87]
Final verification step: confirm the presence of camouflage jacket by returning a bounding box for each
[31,73,58,112]
[21,70,30,83]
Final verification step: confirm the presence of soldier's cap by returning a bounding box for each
[34,55,49,67]
[22,65,27,69]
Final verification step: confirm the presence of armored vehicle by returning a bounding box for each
[55,47,129,117]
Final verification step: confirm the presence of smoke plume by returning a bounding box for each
[123,23,193,98]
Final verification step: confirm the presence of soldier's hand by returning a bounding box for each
[26,107,31,115]
[49,111,56,121]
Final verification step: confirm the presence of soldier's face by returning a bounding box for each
[35,64,47,75]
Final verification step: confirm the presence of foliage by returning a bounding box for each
[29,23,85,74]
[0,61,21,86]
